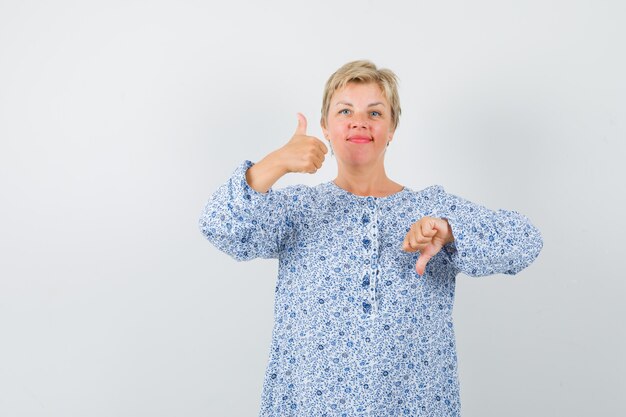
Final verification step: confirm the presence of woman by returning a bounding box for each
[198,60,543,416]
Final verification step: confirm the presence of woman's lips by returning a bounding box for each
[347,136,373,143]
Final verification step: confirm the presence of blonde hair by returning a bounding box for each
[320,60,401,131]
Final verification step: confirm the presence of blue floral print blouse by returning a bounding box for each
[198,160,543,417]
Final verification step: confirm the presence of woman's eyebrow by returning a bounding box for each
[335,101,384,107]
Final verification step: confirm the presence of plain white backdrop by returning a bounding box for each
[1,0,624,416]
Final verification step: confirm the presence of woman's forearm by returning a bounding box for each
[245,151,289,193]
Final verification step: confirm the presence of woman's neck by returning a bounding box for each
[333,164,403,197]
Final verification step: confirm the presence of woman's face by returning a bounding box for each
[322,81,394,169]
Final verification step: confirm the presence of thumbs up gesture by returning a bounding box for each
[276,113,329,174]
[402,216,455,275]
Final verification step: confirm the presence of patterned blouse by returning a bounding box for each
[198,160,543,417]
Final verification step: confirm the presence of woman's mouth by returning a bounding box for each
[347,136,373,143]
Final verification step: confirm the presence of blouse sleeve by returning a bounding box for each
[198,160,295,261]
[429,185,543,277]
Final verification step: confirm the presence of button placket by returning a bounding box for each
[365,197,380,317]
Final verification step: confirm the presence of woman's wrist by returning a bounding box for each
[245,152,289,193]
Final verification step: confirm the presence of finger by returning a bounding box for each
[316,138,329,154]
[432,218,446,231]
[310,145,325,160]
[295,113,307,136]
[409,232,420,251]
[420,220,437,238]
[402,233,413,252]
[311,156,322,170]
[402,232,414,252]
[415,254,431,275]
[406,226,422,250]
[433,218,451,239]
[307,154,322,171]
[416,229,433,245]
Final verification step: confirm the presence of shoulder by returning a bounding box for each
[266,180,327,211]
[415,184,445,197]
[395,185,450,218]
[402,184,446,203]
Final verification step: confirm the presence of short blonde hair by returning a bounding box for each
[320,60,401,131]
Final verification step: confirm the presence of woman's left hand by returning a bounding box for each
[402,216,454,275]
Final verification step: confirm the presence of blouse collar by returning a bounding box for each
[325,180,411,203]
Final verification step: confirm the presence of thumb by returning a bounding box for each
[415,254,430,276]
[295,112,307,135]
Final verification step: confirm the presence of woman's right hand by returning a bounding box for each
[275,113,329,174]
[245,113,329,193]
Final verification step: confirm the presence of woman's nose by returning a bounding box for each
[350,114,368,128]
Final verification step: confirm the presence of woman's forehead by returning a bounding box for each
[331,82,388,106]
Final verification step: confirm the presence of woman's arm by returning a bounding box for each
[245,150,289,193]
[198,114,327,261]
[430,185,544,277]
[198,160,295,261]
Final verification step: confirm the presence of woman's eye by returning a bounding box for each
[371,111,381,117]
[339,109,350,115]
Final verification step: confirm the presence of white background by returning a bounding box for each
[1,0,624,416]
